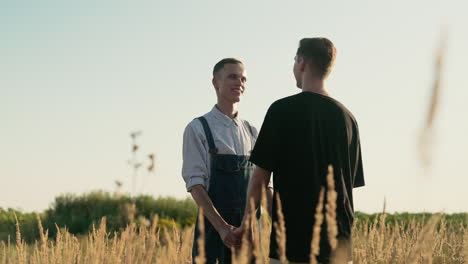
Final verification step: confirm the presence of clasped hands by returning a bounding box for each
[219,223,253,249]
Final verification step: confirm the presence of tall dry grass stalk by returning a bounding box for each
[406,214,442,263]
[52,224,80,264]
[355,213,467,263]
[143,215,158,263]
[418,29,448,167]
[310,187,325,264]
[1,212,466,263]
[464,222,468,263]
[325,165,350,263]
[249,198,263,264]
[1,241,6,264]
[14,214,26,264]
[35,214,49,264]
[194,208,205,264]
[325,165,338,250]
[232,199,254,264]
[260,185,272,264]
[273,193,288,264]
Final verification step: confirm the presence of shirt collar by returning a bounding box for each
[210,105,241,127]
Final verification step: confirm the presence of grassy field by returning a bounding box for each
[1,200,467,264]
[3,171,464,263]
[1,177,466,263]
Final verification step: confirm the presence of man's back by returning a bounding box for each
[250,91,364,262]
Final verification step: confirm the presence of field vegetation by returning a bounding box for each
[0,191,467,263]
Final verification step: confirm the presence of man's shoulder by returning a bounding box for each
[272,93,301,106]
[319,98,360,130]
[270,93,359,123]
[263,94,303,116]
[322,98,358,124]
[239,118,253,126]
[239,118,258,136]
[185,118,201,129]
[184,112,211,133]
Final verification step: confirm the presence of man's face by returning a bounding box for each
[214,63,247,104]
[293,55,303,89]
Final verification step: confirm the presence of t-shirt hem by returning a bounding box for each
[250,157,275,172]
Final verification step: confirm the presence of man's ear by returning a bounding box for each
[299,58,307,72]
[212,77,219,90]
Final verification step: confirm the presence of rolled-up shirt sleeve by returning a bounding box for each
[182,122,209,192]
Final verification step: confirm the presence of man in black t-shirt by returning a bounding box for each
[235,38,365,264]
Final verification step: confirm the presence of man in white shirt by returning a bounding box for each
[182,58,272,264]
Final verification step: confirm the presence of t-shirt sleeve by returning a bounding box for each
[353,140,365,188]
[250,103,280,172]
[248,122,274,188]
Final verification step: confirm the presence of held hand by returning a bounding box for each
[232,225,244,241]
[233,224,254,245]
[219,224,241,248]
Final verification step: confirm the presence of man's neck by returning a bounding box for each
[301,77,330,97]
[216,101,238,119]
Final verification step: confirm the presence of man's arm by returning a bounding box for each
[190,184,240,248]
[266,186,274,217]
[182,123,239,247]
[240,166,272,228]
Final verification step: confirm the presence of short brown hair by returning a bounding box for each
[296,38,336,79]
[213,58,243,76]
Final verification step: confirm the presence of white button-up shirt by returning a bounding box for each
[182,106,259,192]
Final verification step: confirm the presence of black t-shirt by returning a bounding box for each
[250,92,365,263]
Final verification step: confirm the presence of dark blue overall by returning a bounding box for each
[192,116,256,264]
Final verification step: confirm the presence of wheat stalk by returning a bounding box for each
[260,185,271,263]
[325,165,338,250]
[310,187,325,264]
[406,214,442,263]
[1,241,6,264]
[194,208,206,264]
[14,213,25,264]
[274,193,288,264]
[36,214,49,264]
[418,28,448,167]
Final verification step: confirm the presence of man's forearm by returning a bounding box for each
[190,184,228,233]
[267,187,274,217]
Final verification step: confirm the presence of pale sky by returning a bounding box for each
[1,0,467,213]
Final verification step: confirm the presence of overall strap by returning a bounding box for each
[196,117,218,154]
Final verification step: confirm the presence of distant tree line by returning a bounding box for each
[0,191,466,243]
[0,191,197,243]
